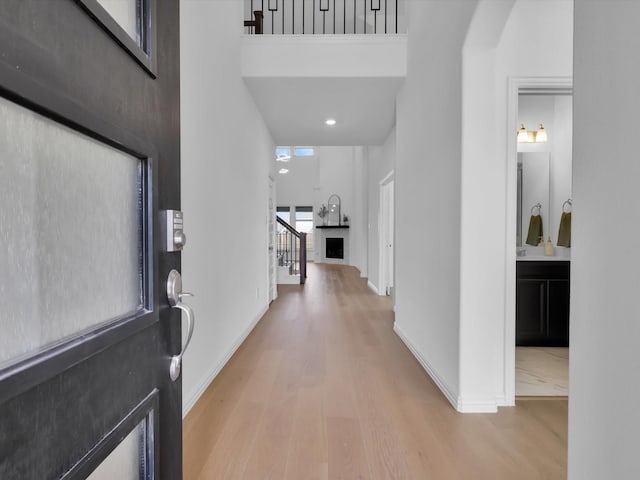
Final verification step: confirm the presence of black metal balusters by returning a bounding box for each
[244,0,400,35]
[276,216,307,285]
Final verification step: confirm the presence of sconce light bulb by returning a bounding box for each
[517,124,529,143]
[536,124,548,142]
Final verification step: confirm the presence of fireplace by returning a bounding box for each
[326,237,344,259]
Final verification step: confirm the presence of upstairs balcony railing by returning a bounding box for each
[244,0,401,35]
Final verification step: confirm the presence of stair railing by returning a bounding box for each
[244,0,401,35]
[276,216,307,284]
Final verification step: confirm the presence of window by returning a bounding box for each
[275,146,315,158]
[293,147,315,157]
[276,206,313,250]
[276,206,291,225]
[77,0,157,76]
[295,206,314,250]
[275,147,291,157]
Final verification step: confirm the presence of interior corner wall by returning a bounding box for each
[180,0,274,416]
[393,0,478,408]
[570,2,640,478]
[459,0,572,410]
[367,127,396,294]
[352,146,368,277]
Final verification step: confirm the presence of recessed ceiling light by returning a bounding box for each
[276,153,291,162]
[278,168,289,174]
[325,119,337,126]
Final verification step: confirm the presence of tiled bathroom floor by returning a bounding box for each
[516,347,569,396]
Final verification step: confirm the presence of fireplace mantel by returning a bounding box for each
[315,225,350,229]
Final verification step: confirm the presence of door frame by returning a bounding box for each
[504,76,573,404]
[378,170,394,297]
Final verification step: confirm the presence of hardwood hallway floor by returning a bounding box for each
[183,264,567,479]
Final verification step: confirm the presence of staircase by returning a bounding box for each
[276,216,307,285]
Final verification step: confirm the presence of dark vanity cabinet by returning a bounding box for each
[516,261,570,347]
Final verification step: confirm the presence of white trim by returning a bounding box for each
[504,76,572,407]
[393,322,458,410]
[182,305,268,417]
[456,396,498,413]
[367,280,379,294]
[379,169,395,186]
[241,33,409,46]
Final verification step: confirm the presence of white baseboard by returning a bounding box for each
[182,305,268,417]
[496,395,515,407]
[456,396,498,413]
[393,322,498,413]
[367,280,379,294]
[393,322,459,410]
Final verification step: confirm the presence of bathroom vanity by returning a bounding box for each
[516,258,570,347]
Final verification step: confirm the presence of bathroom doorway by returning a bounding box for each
[506,78,573,400]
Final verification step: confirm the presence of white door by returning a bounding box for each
[379,175,395,296]
[385,180,395,295]
[268,177,277,302]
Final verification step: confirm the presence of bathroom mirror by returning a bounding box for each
[517,153,550,247]
[516,93,573,251]
[327,194,341,226]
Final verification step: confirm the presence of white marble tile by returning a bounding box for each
[516,347,569,396]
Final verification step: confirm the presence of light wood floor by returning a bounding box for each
[184,264,567,479]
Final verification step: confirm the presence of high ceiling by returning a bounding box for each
[244,76,403,146]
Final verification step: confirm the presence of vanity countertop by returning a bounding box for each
[517,246,570,261]
[517,255,570,262]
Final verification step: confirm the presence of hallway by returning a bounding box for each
[184,264,567,479]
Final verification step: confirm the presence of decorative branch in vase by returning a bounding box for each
[317,204,328,226]
[342,214,349,225]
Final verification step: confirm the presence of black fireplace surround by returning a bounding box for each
[326,237,344,259]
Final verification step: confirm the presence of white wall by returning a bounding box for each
[551,95,572,241]
[352,147,368,276]
[276,146,367,270]
[458,0,572,411]
[570,2,640,478]
[180,0,274,415]
[367,128,396,293]
[393,0,478,408]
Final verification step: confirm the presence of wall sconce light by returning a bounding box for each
[517,123,548,143]
[535,124,547,142]
[517,124,528,143]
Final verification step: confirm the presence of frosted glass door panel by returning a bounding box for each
[0,95,143,366]
[87,420,150,480]
[96,0,140,44]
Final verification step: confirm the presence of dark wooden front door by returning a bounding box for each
[0,1,182,478]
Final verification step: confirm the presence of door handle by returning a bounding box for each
[166,269,195,382]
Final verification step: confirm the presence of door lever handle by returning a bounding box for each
[166,269,195,382]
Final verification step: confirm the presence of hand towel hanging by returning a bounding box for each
[526,204,543,246]
[557,200,572,247]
